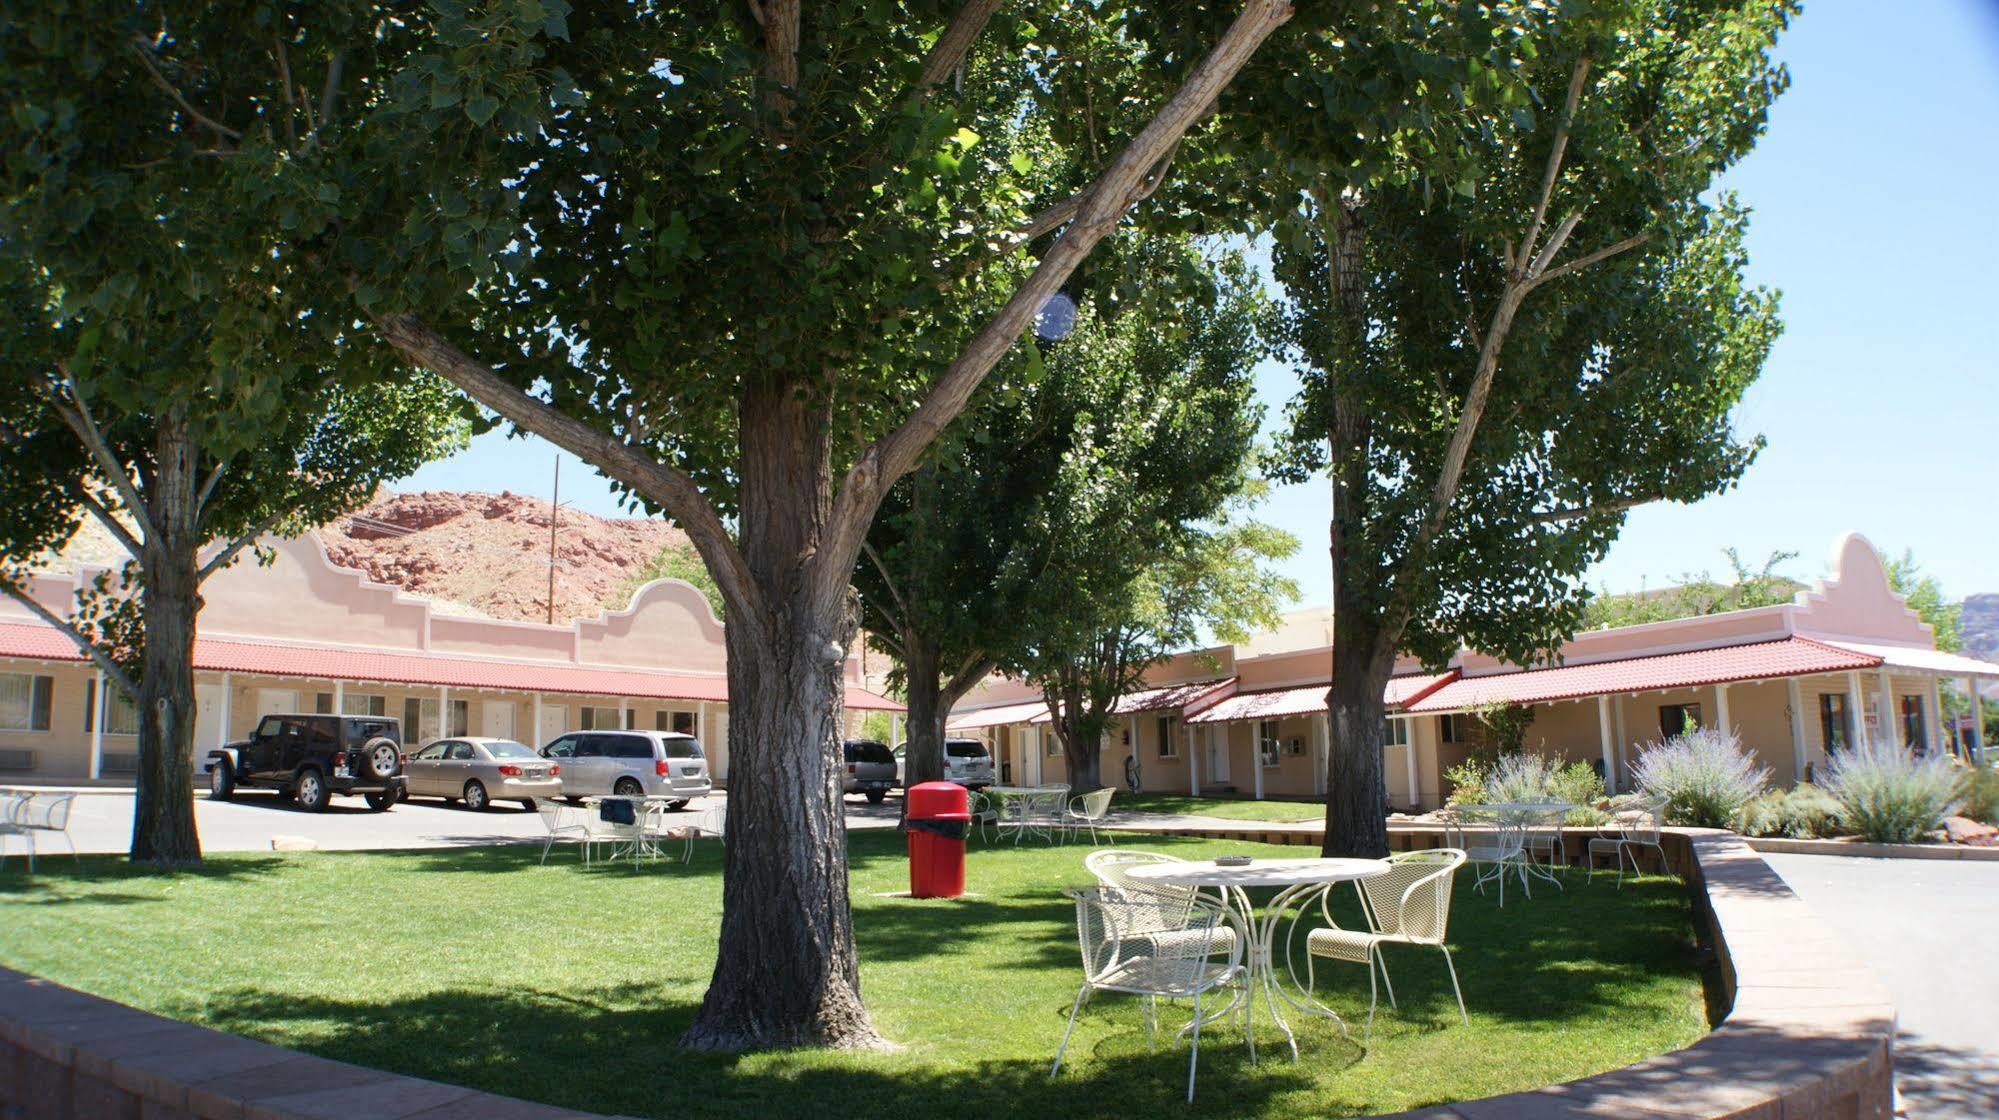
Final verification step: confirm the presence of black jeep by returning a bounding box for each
[205,714,406,812]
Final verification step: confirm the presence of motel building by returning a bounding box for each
[0,534,903,783]
[947,534,1999,807]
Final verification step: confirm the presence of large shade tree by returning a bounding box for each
[0,13,470,865]
[1260,0,1792,855]
[282,0,1305,1050]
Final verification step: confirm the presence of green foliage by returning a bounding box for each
[1466,753,1608,825]
[1956,767,1999,826]
[1631,728,1771,828]
[1583,549,1801,629]
[1470,702,1536,758]
[1730,784,1842,839]
[1443,758,1490,810]
[1882,549,1962,652]
[1822,739,1962,844]
[622,542,725,620]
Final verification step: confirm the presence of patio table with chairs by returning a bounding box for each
[556,795,722,866]
[1444,801,1572,904]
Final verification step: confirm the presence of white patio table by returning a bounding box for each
[580,795,681,864]
[1457,801,1573,893]
[985,785,1068,844]
[1124,856,1389,1061]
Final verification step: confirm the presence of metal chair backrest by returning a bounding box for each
[0,792,26,826]
[1619,800,1665,845]
[20,792,72,831]
[1071,787,1114,822]
[1069,886,1223,988]
[1447,807,1526,859]
[1358,849,1465,944]
[695,802,727,839]
[536,799,578,835]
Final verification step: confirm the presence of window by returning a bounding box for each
[403,697,446,743]
[84,684,139,736]
[542,735,578,759]
[1819,693,1849,753]
[579,706,622,731]
[674,711,695,735]
[1156,715,1177,759]
[1659,704,1703,737]
[1439,713,1466,744]
[610,736,652,760]
[1383,719,1409,747]
[448,699,469,737]
[447,742,476,761]
[0,674,53,732]
[304,718,338,750]
[482,741,536,759]
[314,692,334,714]
[342,693,387,717]
[1044,733,1060,758]
[413,742,449,761]
[1900,695,1927,752]
[1257,720,1281,768]
[946,740,989,759]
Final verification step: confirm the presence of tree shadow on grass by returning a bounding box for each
[0,851,286,905]
[195,982,1326,1120]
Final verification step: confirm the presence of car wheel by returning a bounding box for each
[866,790,886,805]
[667,799,690,811]
[613,778,643,799]
[359,736,401,782]
[364,789,396,812]
[208,761,235,801]
[463,781,490,812]
[293,768,330,813]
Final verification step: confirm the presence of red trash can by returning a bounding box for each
[904,781,971,899]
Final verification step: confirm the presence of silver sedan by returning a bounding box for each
[403,737,562,811]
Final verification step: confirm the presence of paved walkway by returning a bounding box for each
[1763,852,1999,1120]
[15,787,902,856]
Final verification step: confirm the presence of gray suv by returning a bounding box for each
[539,730,712,808]
[842,739,897,803]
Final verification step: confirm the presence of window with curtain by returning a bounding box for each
[342,693,387,717]
[1819,693,1849,753]
[1155,715,1176,758]
[579,705,621,731]
[403,697,442,743]
[83,682,139,735]
[1257,720,1281,768]
[1,674,53,732]
[1899,695,1926,752]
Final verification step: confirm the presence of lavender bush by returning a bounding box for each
[1631,727,1770,828]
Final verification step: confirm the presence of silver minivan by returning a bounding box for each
[539,730,712,807]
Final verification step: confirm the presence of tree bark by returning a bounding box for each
[1048,675,1105,792]
[130,413,203,865]
[680,382,884,1052]
[1321,615,1395,858]
[900,630,946,787]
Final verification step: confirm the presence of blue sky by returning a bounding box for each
[403,0,1999,607]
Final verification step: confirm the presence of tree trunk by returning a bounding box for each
[1321,622,1395,857]
[130,418,203,865]
[680,382,884,1052]
[900,630,946,787]
[1051,675,1104,792]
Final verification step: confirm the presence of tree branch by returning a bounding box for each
[48,373,160,546]
[0,577,139,699]
[755,0,801,130]
[369,312,766,622]
[942,652,994,707]
[129,38,242,145]
[860,540,911,630]
[1528,231,1651,291]
[917,0,1004,91]
[197,507,288,584]
[1529,492,1663,525]
[1520,57,1591,272]
[814,0,1297,616]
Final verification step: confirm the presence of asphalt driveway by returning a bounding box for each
[1763,852,1999,1120]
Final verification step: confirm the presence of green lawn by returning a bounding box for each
[0,834,1705,1118]
[1116,792,1326,823]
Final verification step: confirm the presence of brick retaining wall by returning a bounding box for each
[2,829,1892,1120]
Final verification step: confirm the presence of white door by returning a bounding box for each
[256,689,299,719]
[481,701,515,740]
[195,683,225,751]
[1024,728,1043,786]
[538,704,568,745]
[1208,725,1231,784]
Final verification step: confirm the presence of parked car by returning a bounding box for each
[539,730,712,807]
[403,737,561,811]
[205,713,405,812]
[842,739,898,803]
[890,737,996,789]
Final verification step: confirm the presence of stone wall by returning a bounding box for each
[1,828,1892,1120]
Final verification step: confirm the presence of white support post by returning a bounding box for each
[333,680,345,717]
[1927,677,1943,757]
[1713,683,1732,737]
[1127,715,1139,791]
[1401,720,1419,809]
[439,685,450,740]
[1597,696,1616,796]
[89,671,105,780]
[1786,677,1808,782]
[1187,722,1200,796]
[1877,669,1897,749]
[219,672,233,748]
[890,712,902,749]
[1252,724,1265,801]
[619,695,630,731]
[532,693,544,747]
[1315,713,1330,798]
[1846,671,1867,749]
[1971,680,1986,765]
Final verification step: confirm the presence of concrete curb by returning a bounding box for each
[1743,835,1999,861]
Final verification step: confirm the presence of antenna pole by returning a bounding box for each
[547,456,560,625]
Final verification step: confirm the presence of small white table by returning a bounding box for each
[580,795,682,864]
[1458,801,1573,892]
[1125,857,1388,1060]
[985,785,1068,844]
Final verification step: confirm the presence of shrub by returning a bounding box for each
[1957,766,1999,826]
[1548,762,1612,826]
[1630,727,1770,828]
[1442,758,1489,809]
[1730,784,1844,839]
[1462,752,1610,825]
[1822,740,1962,844]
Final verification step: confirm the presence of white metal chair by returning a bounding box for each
[581,797,648,865]
[1442,808,1530,906]
[0,791,35,872]
[1524,807,1568,872]
[17,793,78,870]
[1052,887,1246,1103]
[966,790,1000,843]
[1588,800,1666,888]
[536,799,588,864]
[1083,849,1238,961]
[673,801,727,863]
[1300,849,1469,1040]
[1062,788,1115,844]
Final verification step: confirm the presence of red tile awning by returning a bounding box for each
[1113,679,1235,715]
[1183,672,1455,725]
[1402,637,1880,714]
[0,621,904,710]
